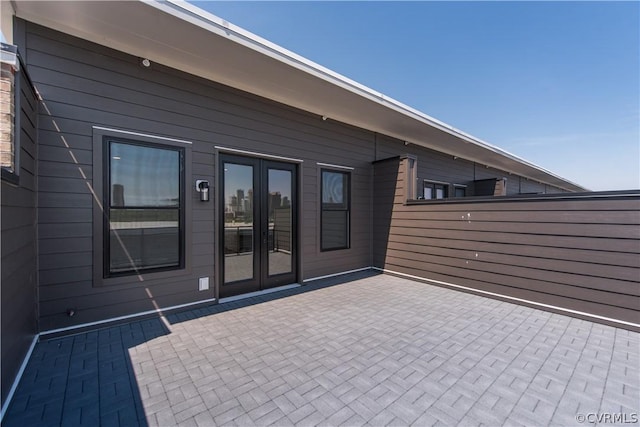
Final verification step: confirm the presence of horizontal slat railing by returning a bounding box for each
[373,158,640,329]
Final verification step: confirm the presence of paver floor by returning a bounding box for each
[4,272,639,426]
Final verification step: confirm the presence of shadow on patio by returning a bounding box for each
[4,271,639,426]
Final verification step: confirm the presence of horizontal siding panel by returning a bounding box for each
[39,252,93,270]
[1,243,36,283]
[384,242,639,295]
[388,234,640,269]
[376,192,640,327]
[1,225,37,255]
[39,237,92,255]
[1,206,36,229]
[39,276,207,312]
[385,266,639,323]
[396,198,640,212]
[39,129,92,150]
[39,222,92,239]
[26,35,374,147]
[0,186,36,207]
[384,256,638,312]
[388,217,639,239]
[39,266,93,286]
[391,209,640,225]
[38,144,92,165]
[39,176,93,194]
[38,192,92,208]
[39,207,91,223]
[38,289,215,331]
[35,74,374,155]
[388,226,639,254]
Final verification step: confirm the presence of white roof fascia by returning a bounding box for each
[155,1,587,191]
[14,0,586,191]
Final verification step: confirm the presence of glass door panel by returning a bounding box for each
[219,155,296,298]
[223,162,255,284]
[267,168,292,277]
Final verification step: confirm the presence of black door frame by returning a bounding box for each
[218,153,298,298]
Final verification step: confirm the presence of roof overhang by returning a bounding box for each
[13,0,586,191]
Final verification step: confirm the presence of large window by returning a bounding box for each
[321,169,350,251]
[104,139,184,276]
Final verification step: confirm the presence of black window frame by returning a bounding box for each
[423,180,449,200]
[453,184,467,198]
[103,137,186,278]
[320,168,351,251]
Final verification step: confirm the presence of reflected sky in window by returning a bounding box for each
[110,142,180,207]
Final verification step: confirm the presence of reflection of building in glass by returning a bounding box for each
[226,188,253,223]
[268,191,282,220]
[112,184,125,207]
[236,189,244,211]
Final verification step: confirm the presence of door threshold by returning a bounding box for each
[219,283,301,304]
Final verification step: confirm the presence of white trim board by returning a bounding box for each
[302,267,373,283]
[316,162,355,171]
[215,146,304,163]
[40,297,218,338]
[92,126,193,145]
[0,334,38,422]
[218,283,301,304]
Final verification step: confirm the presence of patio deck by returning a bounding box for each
[3,272,639,426]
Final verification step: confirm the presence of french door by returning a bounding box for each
[219,154,297,298]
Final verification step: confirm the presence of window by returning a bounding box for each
[1,44,19,183]
[104,139,184,277]
[454,185,467,198]
[423,180,449,200]
[321,169,350,251]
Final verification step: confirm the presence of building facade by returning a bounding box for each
[2,0,608,414]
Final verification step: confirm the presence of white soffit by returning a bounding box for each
[14,0,585,191]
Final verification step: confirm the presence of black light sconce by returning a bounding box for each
[195,180,210,202]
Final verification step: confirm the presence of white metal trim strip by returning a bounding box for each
[302,267,373,283]
[215,146,304,163]
[316,162,355,171]
[39,297,218,337]
[0,334,38,422]
[93,126,193,145]
[218,283,301,304]
[374,267,640,329]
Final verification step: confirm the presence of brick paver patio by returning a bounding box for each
[4,272,639,426]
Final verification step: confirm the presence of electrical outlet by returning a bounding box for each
[198,277,209,291]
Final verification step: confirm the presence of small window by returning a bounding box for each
[454,185,467,198]
[104,139,184,276]
[424,180,448,199]
[321,169,350,251]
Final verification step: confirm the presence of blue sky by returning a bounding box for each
[192,1,639,191]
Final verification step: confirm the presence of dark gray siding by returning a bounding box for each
[22,21,376,330]
[1,64,38,405]
[374,137,567,197]
[372,157,401,268]
[373,159,640,328]
[19,19,573,331]
[519,177,546,194]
